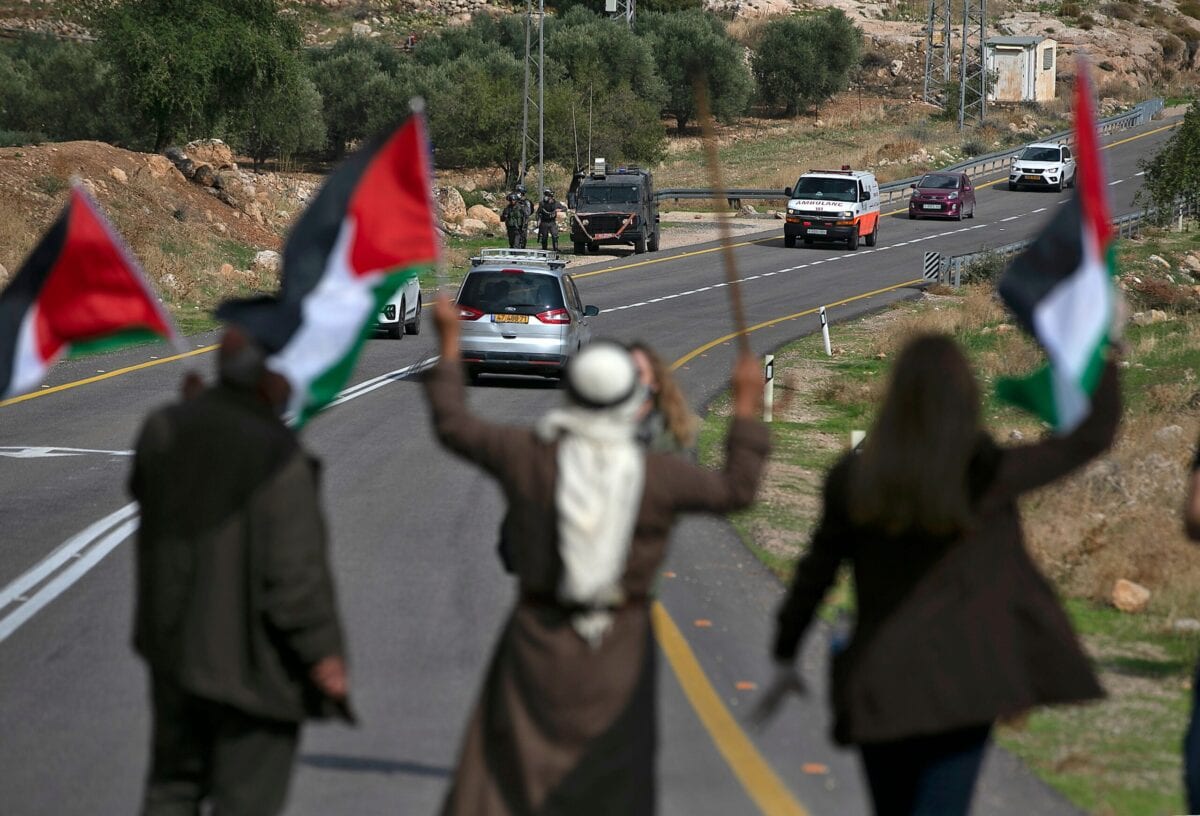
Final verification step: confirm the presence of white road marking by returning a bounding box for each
[1033,208,1047,213]
[1001,216,1020,222]
[1135,171,1145,177]
[0,447,133,459]
[1109,179,1124,186]
[0,356,441,645]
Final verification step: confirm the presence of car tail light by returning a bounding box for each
[535,308,570,324]
[457,305,484,321]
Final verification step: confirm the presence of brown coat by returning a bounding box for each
[774,360,1121,745]
[130,384,346,723]
[425,359,769,816]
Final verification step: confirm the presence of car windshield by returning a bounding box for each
[578,185,641,205]
[1019,146,1062,162]
[791,177,858,203]
[458,271,565,315]
[918,174,960,190]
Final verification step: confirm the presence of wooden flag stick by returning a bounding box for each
[693,75,750,356]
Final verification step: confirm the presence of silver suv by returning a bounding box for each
[455,249,599,382]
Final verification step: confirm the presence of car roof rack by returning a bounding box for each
[470,247,569,270]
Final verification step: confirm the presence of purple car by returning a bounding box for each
[908,172,976,221]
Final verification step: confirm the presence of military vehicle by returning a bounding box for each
[567,159,659,255]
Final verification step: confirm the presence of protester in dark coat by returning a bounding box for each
[1182,452,1200,810]
[130,327,350,816]
[426,296,768,815]
[764,334,1121,816]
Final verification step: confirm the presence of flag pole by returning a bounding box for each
[693,76,750,356]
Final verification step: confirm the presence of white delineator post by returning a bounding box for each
[820,306,832,356]
[763,354,774,422]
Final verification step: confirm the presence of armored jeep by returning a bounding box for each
[567,159,659,255]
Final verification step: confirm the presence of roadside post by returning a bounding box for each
[850,430,866,450]
[820,306,832,356]
[923,251,943,284]
[763,354,774,422]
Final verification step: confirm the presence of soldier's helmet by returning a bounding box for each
[543,188,553,196]
[515,184,526,194]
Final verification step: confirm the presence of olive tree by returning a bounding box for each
[1137,100,1200,220]
[752,10,863,117]
[639,11,753,133]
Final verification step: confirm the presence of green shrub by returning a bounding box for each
[1101,1,1139,20]
[0,129,46,147]
[958,251,1006,285]
[1181,0,1200,19]
[34,174,67,196]
[751,10,863,118]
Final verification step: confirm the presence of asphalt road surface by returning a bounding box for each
[0,117,1178,815]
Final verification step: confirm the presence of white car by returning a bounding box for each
[1008,143,1076,192]
[376,275,422,339]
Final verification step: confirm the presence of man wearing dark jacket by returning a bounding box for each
[130,326,350,816]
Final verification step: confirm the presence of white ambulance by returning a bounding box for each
[784,167,881,250]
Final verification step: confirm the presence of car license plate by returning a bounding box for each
[493,314,528,324]
[1023,174,1040,181]
[593,233,617,239]
[808,228,827,235]
[922,204,941,210]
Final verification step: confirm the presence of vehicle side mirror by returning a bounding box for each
[784,187,792,198]
[583,305,600,317]
[909,182,917,189]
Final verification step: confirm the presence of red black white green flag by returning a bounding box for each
[217,111,440,425]
[997,60,1116,432]
[0,186,180,400]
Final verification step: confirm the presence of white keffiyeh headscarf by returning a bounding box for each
[536,342,647,648]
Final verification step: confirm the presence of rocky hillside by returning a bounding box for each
[2,0,1195,89]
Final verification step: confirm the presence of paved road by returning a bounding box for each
[0,117,1176,815]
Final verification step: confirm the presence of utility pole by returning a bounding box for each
[958,0,987,129]
[921,0,953,105]
[520,0,545,193]
[605,0,635,28]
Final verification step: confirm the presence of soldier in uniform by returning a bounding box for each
[501,194,528,249]
[130,324,351,816]
[514,185,533,248]
[536,188,566,252]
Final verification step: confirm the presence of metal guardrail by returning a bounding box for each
[655,98,1166,208]
[939,198,1196,286]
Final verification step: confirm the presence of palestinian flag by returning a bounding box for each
[0,186,179,400]
[997,60,1116,433]
[217,111,440,425]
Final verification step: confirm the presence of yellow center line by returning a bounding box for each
[652,603,807,816]
[672,278,926,371]
[0,345,218,408]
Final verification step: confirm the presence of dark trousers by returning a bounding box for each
[506,227,521,249]
[858,724,991,816]
[142,678,300,816]
[1186,661,1200,811]
[539,221,559,251]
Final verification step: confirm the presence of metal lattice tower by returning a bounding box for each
[922,0,953,105]
[520,0,545,194]
[605,0,635,28]
[957,0,987,129]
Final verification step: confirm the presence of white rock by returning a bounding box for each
[1174,618,1200,633]
[1155,424,1184,442]
[1148,254,1172,270]
[437,187,467,223]
[251,250,282,274]
[460,217,489,234]
[108,167,128,184]
[352,21,372,36]
[889,59,904,77]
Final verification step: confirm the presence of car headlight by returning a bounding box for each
[947,192,959,200]
[840,211,854,219]
[787,208,799,216]
[581,218,589,226]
